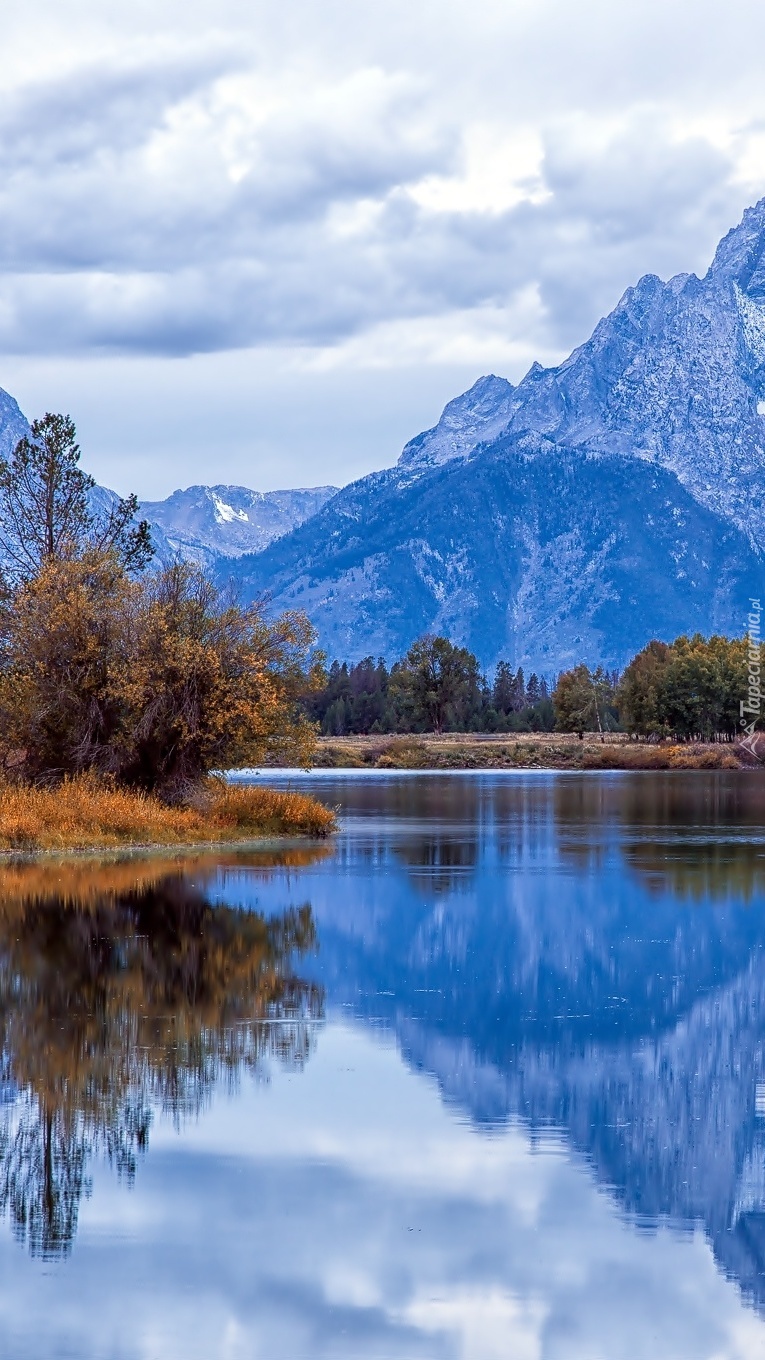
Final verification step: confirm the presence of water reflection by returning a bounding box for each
[0,853,323,1257]
[245,771,765,1320]
[4,773,765,1358]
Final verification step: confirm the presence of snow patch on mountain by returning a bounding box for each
[211,492,250,525]
[736,283,765,368]
[141,483,338,566]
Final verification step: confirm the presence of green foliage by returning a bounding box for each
[304,643,554,734]
[388,635,484,733]
[553,665,619,736]
[312,632,755,743]
[619,634,756,740]
[303,657,393,735]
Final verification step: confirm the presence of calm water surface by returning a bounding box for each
[3,771,765,1358]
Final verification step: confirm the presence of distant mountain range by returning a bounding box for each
[141,484,338,569]
[0,390,338,568]
[2,196,765,670]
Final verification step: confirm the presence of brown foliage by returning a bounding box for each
[0,864,324,1255]
[0,846,332,910]
[0,554,322,795]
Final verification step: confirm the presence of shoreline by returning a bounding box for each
[275,733,760,773]
[0,778,336,854]
[0,834,334,864]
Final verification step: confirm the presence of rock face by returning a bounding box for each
[225,446,760,672]
[0,388,28,461]
[140,484,338,568]
[228,198,765,671]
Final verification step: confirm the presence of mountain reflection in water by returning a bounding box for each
[241,771,765,1320]
[3,772,765,1359]
[0,851,324,1257]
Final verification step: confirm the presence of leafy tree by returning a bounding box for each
[657,634,746,740]
[0,413,152,585]
[619,634,754,740]
[390,635,483,733]
[618,640,671,736]
[553,665,595,735]
[0,555,320,795]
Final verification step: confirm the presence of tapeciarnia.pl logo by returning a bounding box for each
[740,598,762,756]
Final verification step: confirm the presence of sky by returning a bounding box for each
[1,0,765,499]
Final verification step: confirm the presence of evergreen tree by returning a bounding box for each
[0,413,152,585]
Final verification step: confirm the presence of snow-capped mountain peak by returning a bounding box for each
[141,483,338,567]
[211,492,250,525]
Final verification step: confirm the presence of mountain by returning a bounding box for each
[140,483,338,568]
[226,198,765,672]
[0,388,29,460]
[0,392,338,570]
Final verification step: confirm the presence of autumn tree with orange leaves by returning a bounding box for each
[0,416,321,795]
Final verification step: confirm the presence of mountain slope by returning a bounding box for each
[0,395,338,569]
[140,483,338,567]
[0,388,29,460]
[225,441,760,670]
[226,198,765,670]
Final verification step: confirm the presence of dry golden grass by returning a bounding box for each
[0,776,336,853]
[313,733,744,771]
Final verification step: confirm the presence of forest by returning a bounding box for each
[304,632,760,743]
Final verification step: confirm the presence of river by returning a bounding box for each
[1,770,765,1359]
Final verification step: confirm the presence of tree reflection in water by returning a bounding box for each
[0,852,325,1257]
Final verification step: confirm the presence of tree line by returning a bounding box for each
[305,632,762,742]
[304,639,554,735]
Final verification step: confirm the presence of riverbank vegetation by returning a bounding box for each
[0,777,335,852]
[303,632,763,745]
[0,414,330,847]
[312,733,744,771]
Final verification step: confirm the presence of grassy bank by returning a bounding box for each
[0,777,336,853]
[311,733,747,771]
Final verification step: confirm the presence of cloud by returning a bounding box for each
[1,0,764,491]
[0,98,748,361]
[0,1022,760,1359]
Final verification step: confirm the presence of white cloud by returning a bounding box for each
[0,0,764,490]
[2,1020,764,1359]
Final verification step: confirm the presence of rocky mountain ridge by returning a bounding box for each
[395,197,765,543]
[140,483,338,568]
[2,197,765,670]
[224,196,765,670]
[0,390,338,567]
